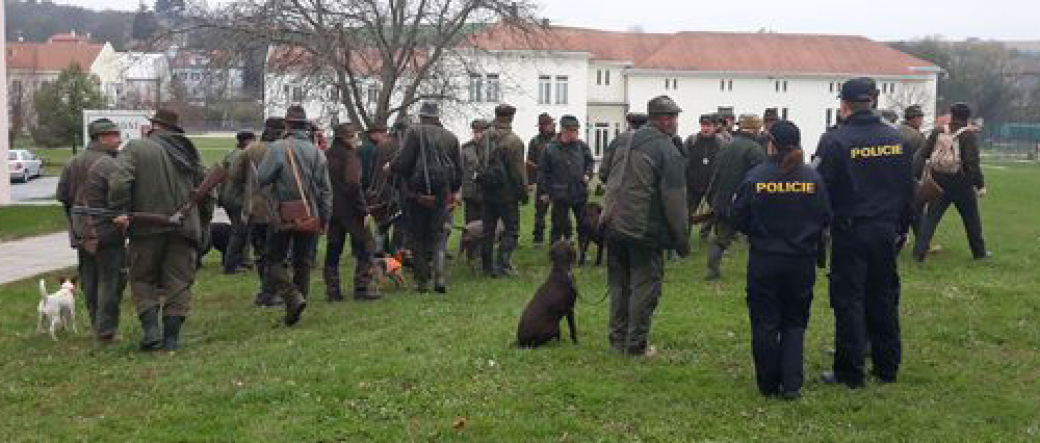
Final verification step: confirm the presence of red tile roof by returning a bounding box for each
[469,25,937,76]
[6,33,104,72]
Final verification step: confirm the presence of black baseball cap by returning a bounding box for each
[769,120,801,150]
[840,77,877,102]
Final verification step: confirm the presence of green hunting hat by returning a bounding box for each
[647,95,682,115]
[88,118,120,138]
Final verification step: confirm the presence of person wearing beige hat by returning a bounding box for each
[703,113,766,280]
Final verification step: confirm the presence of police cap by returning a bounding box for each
[769,120,801,150]
[88,118,120,138]
[840,77,877,102]
[495,104,517,118]
[647,95,682,115]
[763,108,779,121]
[699,114,714,124]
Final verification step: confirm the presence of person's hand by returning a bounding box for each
[527,184,535,194]
[540,194,550,204]
[976,186,987,198]
[582,175,590,184]
[113,215,130,232]
[382,163,391,173]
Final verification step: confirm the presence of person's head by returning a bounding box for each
[284,105,310,132]
[950,102,972,125]
[333,123,359,147]
[647,95,682,135]
[767,120,803,175]
[881,109,899,125]
[558,115,581,143]
[763,108,779,131]
[904,105,925,129]
[626,112,649,131]
[495,104,517,125]
[148,109,182,134]
[839,77,876,118]
[88,118,121,150]
[418,102,441,125]
[537,112,555,136]
[470,118,489,140]
[367,124,389,144]
[720,112,736,131]
[737,114,762,135]
[236,131,256,149]
[261,117,285,141]
[698,114,715,135]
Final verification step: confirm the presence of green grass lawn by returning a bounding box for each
[0,205,67,241]
[27,137,235,177]
[1,162,1038,441]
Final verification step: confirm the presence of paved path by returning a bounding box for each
[11,176,59,202]
[0,232,77,284]
[0,211,231,285]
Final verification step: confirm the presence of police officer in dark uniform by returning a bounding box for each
[733,121,831,400]
[816,78,915,388]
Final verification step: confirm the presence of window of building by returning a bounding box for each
[538,75,551,105]
[720,79,725,91]
[721,79,733,91]
[728,80,733,91]
[468,73,483,103]
[366,83,378,105]
[292,86,305,102]
[781,107,789,120]
[593,123,610,158]
[555,75,569,105]
[776,80,788,92]
[605,70,611,86]
[597,70,602,86]
[826,108,833,127]
[486,74,500,103]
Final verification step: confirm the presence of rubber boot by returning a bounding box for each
[496,249,516,277]
[323,266,344,302]
[293,266,312,300]
[705,244,723,281]
[433,247,447,293]
[284,291,307,327]
[162,316,185,351]
[138,307,162,351]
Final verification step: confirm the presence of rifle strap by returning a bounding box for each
[286,141,313,217]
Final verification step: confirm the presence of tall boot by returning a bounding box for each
[293,266,312,300]
[162,316,185,351]
[323,266,344,302]
[138,306,162,351]
[496,248,516,277]
[705,244,723,281]
[283,291,307,327]
[433,247,447,293]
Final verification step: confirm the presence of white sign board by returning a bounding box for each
[82,110,153,146]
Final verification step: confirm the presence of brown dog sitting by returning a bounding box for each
[515,240,578,348]
[577,202,604,266]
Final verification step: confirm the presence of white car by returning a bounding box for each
[8,149,43,183]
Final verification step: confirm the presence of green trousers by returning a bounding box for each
[77,246,127,338]
[607,238,665,354]
[128,234,198,317]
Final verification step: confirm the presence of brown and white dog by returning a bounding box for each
[457,220,505,267]
[37,277,78,340]
[515,241,579,348]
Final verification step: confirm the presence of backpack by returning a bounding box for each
[474,133,509,189]
[929,125,969,175]
[410,126,455,194]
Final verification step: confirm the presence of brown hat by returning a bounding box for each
[495,104,517,118]
[738,114,762,133]
[285,105,308,122]
[148,109,182,132]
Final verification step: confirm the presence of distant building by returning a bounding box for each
[5,31,119,128]
[265,25,940,156]
[108,52,170,109]
[168,49,245,104]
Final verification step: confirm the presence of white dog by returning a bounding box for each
[37,278,78,340]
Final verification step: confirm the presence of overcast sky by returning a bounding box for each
[61,0,1039,41]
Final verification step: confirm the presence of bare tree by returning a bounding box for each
[190,0,544,129]
[882,82,934,117]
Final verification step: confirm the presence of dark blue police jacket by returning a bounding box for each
[733,160,832,257]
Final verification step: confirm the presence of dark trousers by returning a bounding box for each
[464,199,483,224]
[249,223,272,296]
[128,234,197,317]
[913,178,987,258]
[223,206,249,272]
[481,199,520,272]
[405,199,450,288]
[746,252,815,395]
[607,237,664,354]
[550,199,585,243]
[830,221,902,385]
[532,196,550,243]
[265,229,318,303]
[77,246,127,338]
[325,219,373,294]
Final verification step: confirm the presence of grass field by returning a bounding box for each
[0,205,67,241]
[0,162,1038,441]
[27,137,236,177]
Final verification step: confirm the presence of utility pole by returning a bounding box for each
[0,0,12,206]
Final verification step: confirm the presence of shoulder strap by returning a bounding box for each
[284,142,313,217]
